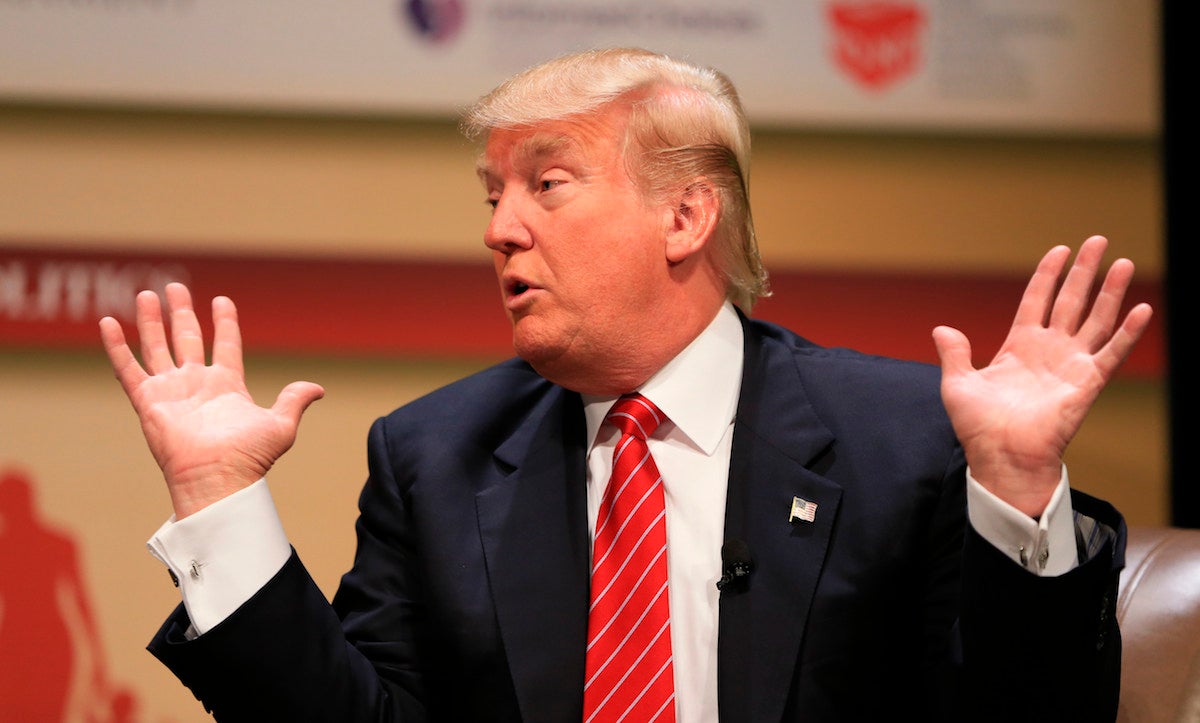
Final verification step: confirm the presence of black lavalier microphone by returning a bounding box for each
[716,539,754,591]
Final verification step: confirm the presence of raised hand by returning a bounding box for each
[99,283,325,519]
[932,235,1154,518]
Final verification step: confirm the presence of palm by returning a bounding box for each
[941,322,1107,470]
[933,237,1153,516]
[100,284,323,517]
[132,364,291,485]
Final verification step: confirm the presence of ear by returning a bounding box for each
[664,179,720,264]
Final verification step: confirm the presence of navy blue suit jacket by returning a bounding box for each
[149,317,1123,721]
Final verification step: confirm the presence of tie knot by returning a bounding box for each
[605,394,664,441]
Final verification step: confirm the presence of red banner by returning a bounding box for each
[0,245,1164,377]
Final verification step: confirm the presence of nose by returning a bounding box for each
[483,194,533,254]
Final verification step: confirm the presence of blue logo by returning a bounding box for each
[402,0,465,44]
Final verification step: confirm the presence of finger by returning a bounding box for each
[1076,257,1136,351]
[135,289,174,374]
[932,325,973,378]
[99,316,148,397]
[165,283,207,366]
[1047,235,1108,332]
[1093,302,1154,380]
[1012,245,1073,329]
[272,381,326,427]
[210,295,245,376]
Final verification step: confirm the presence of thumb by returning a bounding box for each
[932,325,973,378]
[272,381,325,425]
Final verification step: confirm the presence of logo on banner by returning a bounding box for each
[402,0,466,44]
[827,1,926,91]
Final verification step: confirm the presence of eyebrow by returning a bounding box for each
[476,132,588,182]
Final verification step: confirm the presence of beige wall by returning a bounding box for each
[0,105,1163,274]
[0,103,1165,722]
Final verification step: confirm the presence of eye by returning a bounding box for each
[540,178,564,192]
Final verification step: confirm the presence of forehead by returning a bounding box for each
[476,112,626,180]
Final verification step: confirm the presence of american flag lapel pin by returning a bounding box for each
[789,496,817,523]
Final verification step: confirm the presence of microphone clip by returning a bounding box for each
[716,540,754,592]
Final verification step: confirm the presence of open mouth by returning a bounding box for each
[502,274,536,304]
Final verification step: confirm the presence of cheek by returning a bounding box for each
[544,203,663,297]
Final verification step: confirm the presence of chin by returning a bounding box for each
[512,331,563,370]
[513,338,588,390]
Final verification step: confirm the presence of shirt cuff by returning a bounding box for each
[146,479,291,635]
[966,466,1078,576]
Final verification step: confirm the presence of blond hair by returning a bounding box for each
[462,47,770,311]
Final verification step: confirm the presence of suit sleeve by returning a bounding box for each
[957,490,1124,722]
[146,416,431,722]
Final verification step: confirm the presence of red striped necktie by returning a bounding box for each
[583,393,676,723]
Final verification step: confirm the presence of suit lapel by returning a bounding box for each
[719,321,843,722]
[475,389,590,723]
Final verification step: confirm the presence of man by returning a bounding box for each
[100,48,1153,721]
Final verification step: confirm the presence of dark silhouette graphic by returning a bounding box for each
[0,466,136,722]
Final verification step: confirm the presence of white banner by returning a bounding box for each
[0,0,1158,136]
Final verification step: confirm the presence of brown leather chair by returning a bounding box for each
[1117,526,1200,722]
